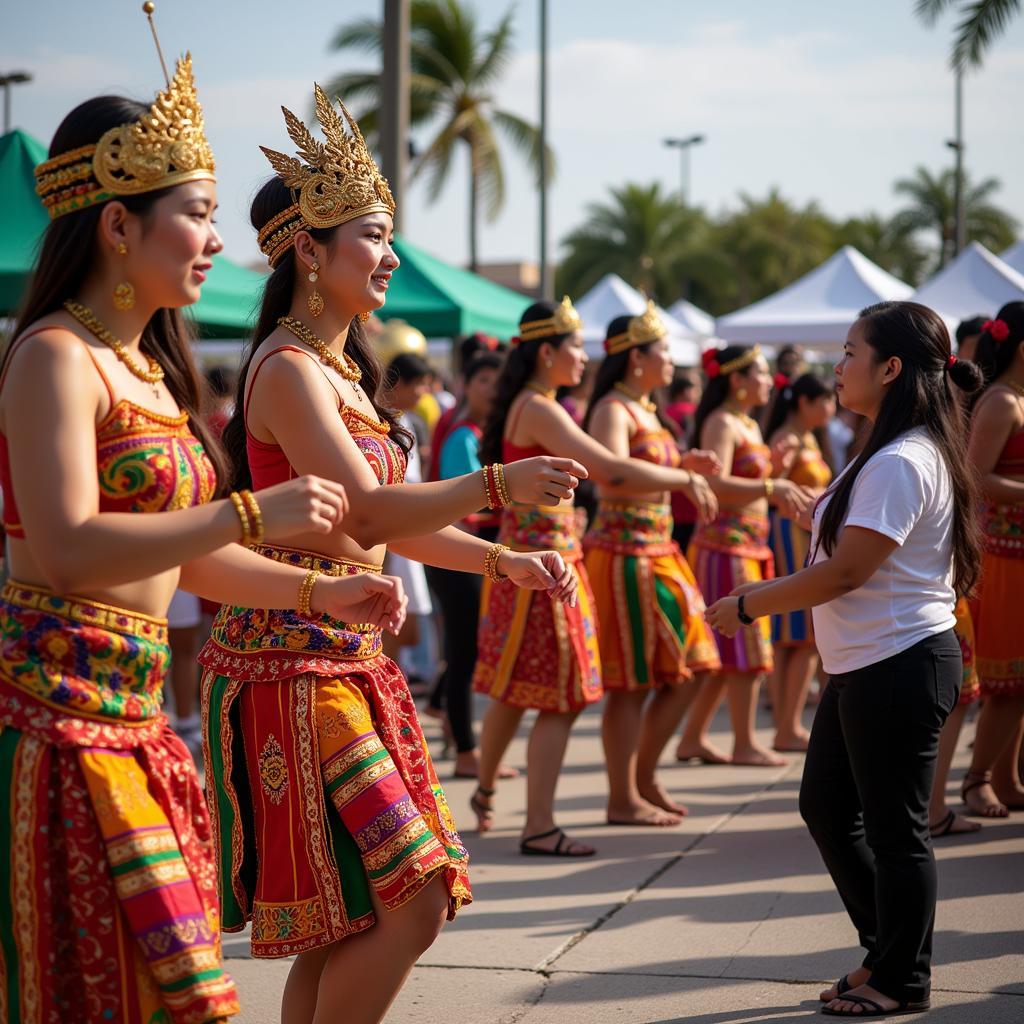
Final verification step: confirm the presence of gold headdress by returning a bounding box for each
[257,84,396,268]
[604,300,667,356]
[516,296,583,344]
[34,7,215,221]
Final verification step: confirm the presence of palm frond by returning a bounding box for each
[492,110,556,183]
[473,7,516,86]
[914,0,957,24]
[951,0,1021,68]
[328,18,383,54]
[466,112,505,220]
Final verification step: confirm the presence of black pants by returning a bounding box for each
[799,630,961,1004]
[425,564,482,754]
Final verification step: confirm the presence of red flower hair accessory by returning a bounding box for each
[984,318,1010,342]
[773,372,791,389]
[702,348,721,378]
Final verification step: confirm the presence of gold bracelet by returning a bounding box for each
[240,490,264,545]
[494,463,511,507]
[229,491,252,544]
[297,569,320,617]
[483,543,510,583]
[764,478,775,501]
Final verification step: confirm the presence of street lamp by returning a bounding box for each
[945,67,965,260]
[663,134,705,206]
[0,72,32,134]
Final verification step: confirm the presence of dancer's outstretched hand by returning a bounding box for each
[499,549,578,606]
[705,596,741,638]
[682,448,722,477]
[314,573,408,634]
[256,475,349,539]
[683,472,719,524]
[503,457,588,506]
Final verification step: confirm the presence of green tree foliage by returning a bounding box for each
[916,0,1021,69]
[327,0,552,271]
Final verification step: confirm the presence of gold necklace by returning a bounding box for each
[614,381,657,413]
[724,404,757,430]
[63,300,164,397]
[278,316,362,383]
[526,381,556,399]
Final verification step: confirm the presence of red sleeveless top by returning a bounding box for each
[245,346,406,488]
[606,397,682,469]
[502,391,554,463]
[0,328,216,538]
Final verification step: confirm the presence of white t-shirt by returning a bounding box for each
[810,427,956,675]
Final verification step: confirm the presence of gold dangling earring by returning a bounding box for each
[634,367,643,377]
[358,312,371,323]
[307,260,324,318]
[113,242,135,311]
[736,387,748,401]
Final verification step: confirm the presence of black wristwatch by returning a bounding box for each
[737,594,755,626]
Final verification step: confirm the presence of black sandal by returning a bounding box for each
[821,994,930,1016]
[961,770,1008,818]
[819,975,855,1002]
[519,827,595,857]
[469,785,495,831]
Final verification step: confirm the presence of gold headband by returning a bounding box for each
[517,296,583,343]
[258,84,395,268]
[604,300,666,356]
[702,345,762,378]
[34,53,215,221]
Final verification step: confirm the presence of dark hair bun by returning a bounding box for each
[949,358,984,394]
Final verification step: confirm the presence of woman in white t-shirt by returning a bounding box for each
[706,301,983,1018]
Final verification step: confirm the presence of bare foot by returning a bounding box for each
[606,799,682,827]
[638,780,689,816]
[773,730,810,753]
[819,966,870,1002]
[929,809,982,838]
[991,783,1024,810]
[962,772,1009,818]
[824,982,903,1015]
[732,743,788,767]
[454,753,521,780]
[675,740,732,764]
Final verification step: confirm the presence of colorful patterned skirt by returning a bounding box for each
[473,505,603,713]
[953,596,980,706]
[689,511,775,674]
[0,581,238,1024]
[583,499,719,691]
[769,511,814,647]
[971,540,1024,698]
[198,545,471,959]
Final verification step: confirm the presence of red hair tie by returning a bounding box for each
[947,355,957,369]
[983,318,1011,342]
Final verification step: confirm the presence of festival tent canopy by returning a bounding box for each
[715,245,913,346]
[910,242,1024,322]
[1000,240,1024,277]
[668,298,716,338]
[575,273,700,365]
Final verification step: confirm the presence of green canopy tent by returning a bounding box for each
[0,128,266,337]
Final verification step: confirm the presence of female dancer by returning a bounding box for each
[676,346,813,767]
[0,63,406,1024]
[201,87,582,1024]
[763,373,835,751]
[583,307,722,826]
[962,302,1024,817]
[472,297,718,852]
[707,301,982,1017]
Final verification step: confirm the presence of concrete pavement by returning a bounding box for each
[227,703,1024,1023]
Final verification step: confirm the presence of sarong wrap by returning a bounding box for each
[198,545,471,959]
[472,505,603,713]
[584,499,719,690]
[0,580,238,1024]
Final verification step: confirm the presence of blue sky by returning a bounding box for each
[5,1,1023,273]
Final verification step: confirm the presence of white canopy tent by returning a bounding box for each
[668,298,716,339]
[1000,240,1024,276]
[910,242,1024,323]
[574,273,701,365]
[715,246,912,348]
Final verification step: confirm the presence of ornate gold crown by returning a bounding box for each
[516,296,583,343]
[604,300,667,355]
[257,84,395,268]
[34,54,215,221]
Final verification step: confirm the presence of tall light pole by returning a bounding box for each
[945,67,965,260]
[663,134,705,206]
[538,0,550,299]
[380,0,409,233]
[0,72,32,134]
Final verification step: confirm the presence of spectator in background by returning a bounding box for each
[204,364,237,436]
[776,345,806,380]
[665,369,701,439]
[955,315,989,363]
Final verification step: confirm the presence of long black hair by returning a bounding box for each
[763,372,832,443]
[818,301,983,596]
[583,315,674,432]
[6,95,228,492]
[969,301,1024,407]
[480,300,572,465]
[221,176,412,491]
[691,344,759,447]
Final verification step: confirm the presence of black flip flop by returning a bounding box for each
[822,995,930,1017]
[819,975,855,1003]
[519,827,595,857]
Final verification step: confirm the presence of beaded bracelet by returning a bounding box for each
[229,491,252,544]
[240,490,265,545]
[764,478,775,501]
[482,464,500,510]
[297,569,320,617]
[483,543,510,583]
[493,463,511,506]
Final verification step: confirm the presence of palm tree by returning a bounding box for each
[891,166,1019,268]
[326,0,552,271]
[555,183,708,303]
[915,0,1021,68]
